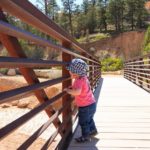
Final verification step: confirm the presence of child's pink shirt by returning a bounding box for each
[72,76,95,107]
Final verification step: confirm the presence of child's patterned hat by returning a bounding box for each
[66,58,88,76]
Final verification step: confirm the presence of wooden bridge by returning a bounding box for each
[68,76,150,150]
[0,1,150,150]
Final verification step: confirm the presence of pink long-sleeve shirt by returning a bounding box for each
[72,76,96,107]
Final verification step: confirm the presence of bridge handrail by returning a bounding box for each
[0,0,98,61]
[0,0,101,150]
[124,54,150,92]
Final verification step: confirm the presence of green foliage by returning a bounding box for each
[58,12,69,31]
[107,0,125,31]
[5,0,147,62]
[126,0,148,30]
[93,33,110,41]
[143,26,150,53]
[0,68,8,75]
[36,0,59,21]
[86,6,97,33]
[77,33,110,43]
[29,0,149,36]
[97,5,107,31]
[61,0,75,35]
[101,57,123,71]
[19,40,44,59]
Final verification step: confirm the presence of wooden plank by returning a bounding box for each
[0,76,69,104]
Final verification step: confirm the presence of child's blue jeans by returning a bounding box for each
[78,102,97,138]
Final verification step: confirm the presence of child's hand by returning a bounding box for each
[64,88,68,92]
[64,87,71,92]
[64,87,81,96]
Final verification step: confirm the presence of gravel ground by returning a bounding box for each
[0,75,62,149]
[0,106,61,140]
[0,107,61,149]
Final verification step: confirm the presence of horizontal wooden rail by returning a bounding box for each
[124,64,150,67]
[0,56,67,68]
[124,69,150,77]
[0,76,69,104]
[124,54,150,92]
[124,74,150,92]
[124,71,150,84]
[124,67,150,71]
[125,59,150,64]
[0,21,98,64]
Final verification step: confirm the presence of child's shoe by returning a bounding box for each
[90,130,98,136]
[75,136,91,143]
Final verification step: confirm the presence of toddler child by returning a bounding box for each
[65,58,97,143]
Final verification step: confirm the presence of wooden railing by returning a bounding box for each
[124,53,150,92]
[0,0,101,150]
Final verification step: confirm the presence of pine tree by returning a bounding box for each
[61,0,75,36]
[36,0,59,21]
[96,0,108,32]
[107,0,125,31]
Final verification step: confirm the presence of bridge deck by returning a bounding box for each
[68,76,150,150]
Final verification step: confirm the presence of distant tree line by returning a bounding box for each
[2,0,148,60]
[36,0,148,37]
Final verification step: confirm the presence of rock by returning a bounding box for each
[17,96,36,108]
[26,96,39,109]
[16,86,62,109]
[7,69,16,76]
[0,76,62,110]
[1,103,11,108]
[45,86,62,110]
[18,100,29,108]
[11,100,19,106]
[34,69,62,79]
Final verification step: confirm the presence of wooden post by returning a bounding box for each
[89,57,93,90]
[148,56,150,89]
[62,41,72,149]
[138,58,143,87]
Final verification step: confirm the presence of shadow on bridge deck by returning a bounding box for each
[68,76,150,150]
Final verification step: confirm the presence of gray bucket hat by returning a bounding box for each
[66,58,88,76]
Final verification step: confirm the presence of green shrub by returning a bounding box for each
[93,33,110,41]
[0,68,8,74]
[143,26,150,53]
[19,39,44,59]
[101,57,123,71]
[76,33,110,43]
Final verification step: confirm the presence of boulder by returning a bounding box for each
[1,103,11,108]
[7,69,16,76]
[35,69,62,79]
[45,86,62,110]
